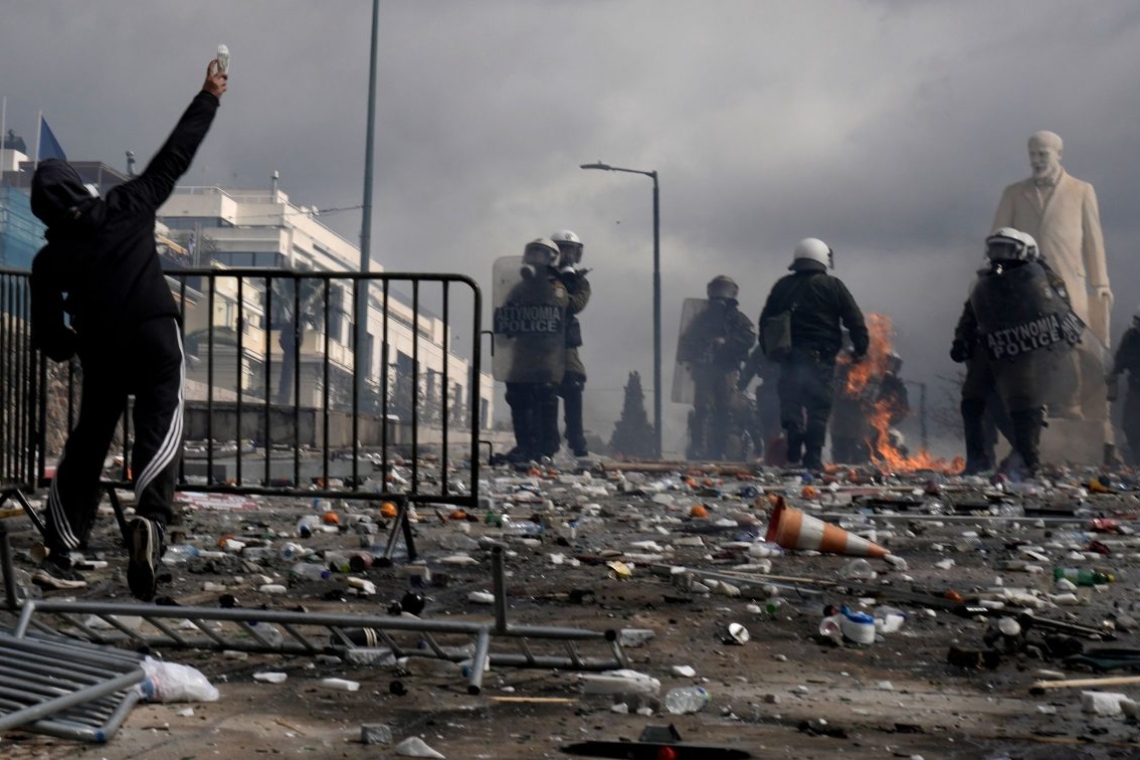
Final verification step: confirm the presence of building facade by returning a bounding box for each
[156,184,492,432]
[0,145,492,437]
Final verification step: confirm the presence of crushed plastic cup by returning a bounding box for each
[819,614,843,642]
[839,558,876,581]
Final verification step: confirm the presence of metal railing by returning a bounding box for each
[1,267,484,509]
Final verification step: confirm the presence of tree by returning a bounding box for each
[609,371,657,459]
[273,265,326,406]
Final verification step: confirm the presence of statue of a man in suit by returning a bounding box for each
[992,131,1112,438]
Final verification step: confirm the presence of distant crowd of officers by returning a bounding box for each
[495,226,1140,477]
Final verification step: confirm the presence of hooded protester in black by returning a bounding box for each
[28,67,224,600]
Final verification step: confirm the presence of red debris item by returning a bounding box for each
[1090,518,1121,533]
[1085,540,1112,556]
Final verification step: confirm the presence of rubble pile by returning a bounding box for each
[5,454,1140,757]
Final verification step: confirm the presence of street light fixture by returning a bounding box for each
[580,161,662,459]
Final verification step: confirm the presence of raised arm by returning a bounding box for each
[114,60,227,213]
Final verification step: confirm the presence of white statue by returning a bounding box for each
[992,131,1112,444]
[993,131,1111,343]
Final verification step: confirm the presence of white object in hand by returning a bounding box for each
[216,44,230,73]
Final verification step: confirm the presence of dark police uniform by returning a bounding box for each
[1109,322,1140,464]
[759,260,868,471]
[678,297,755,460]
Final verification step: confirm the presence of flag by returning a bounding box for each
[37,117,67,162]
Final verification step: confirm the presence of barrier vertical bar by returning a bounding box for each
[441,281,449,496]
[178,277,188,484]
[236,276,245,485]
[292,274,301,488]
[469,281,482,498]
[350,279,360,489]
[380,280,390,493]
[2,275,11,481]
[411,281,420,493]
[263,276,273,487]
[321,279,331,488]
[206,273,216,482]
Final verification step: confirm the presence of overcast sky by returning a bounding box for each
[5,1,1140,455]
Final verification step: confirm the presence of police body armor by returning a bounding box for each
[969,260,1084,363]
[491,256,567,384]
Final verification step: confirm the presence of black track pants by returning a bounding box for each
[47,318,184,553]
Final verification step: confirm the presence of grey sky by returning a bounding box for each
[4,1,1140,454]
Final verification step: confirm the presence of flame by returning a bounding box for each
[837,314,964,475]
[841,314,893,395]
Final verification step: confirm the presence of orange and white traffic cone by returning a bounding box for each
[764,497,889,558]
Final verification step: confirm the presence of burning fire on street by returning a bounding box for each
[836,314,964,474]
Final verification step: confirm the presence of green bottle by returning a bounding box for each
[1053,567,1115,586]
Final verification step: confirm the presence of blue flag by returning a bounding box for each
[38,117,67,162]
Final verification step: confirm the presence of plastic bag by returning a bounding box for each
[138,656,220,702]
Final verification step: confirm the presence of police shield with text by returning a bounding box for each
[952,228,1083,477]
[493,238,568,463]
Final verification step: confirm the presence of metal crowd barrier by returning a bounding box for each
[1,268,487,558]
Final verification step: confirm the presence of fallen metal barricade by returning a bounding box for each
[1,520,627,696]
[0,630,145,743]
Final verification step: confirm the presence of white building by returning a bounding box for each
[156,184,492,433]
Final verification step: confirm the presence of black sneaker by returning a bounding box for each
[127,517,163,601]
[32,556,88,590]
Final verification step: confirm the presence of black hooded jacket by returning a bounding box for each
[30,91,219,360]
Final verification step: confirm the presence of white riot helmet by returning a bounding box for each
[707,275,739,301]
[522,237,560,267]
[985,228,1036,263]
[790,237,834,271]
[550,229,583,265]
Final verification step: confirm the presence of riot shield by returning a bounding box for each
[970,261,1085,411]
[672,298,714,404]
[491,256,567,383]
[970,262,1084,362]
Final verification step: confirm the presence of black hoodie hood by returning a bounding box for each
[31,159,100,231]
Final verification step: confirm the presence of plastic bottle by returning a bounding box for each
[162,544,200,564]
[1053,567,1115,586]
[663,685,710,714]
[502,519,543,537]
[296,516,320,538]
[289,562,331,582]
[325,551,353,573]
[838,558,876,581]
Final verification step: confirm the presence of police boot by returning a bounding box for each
[507,408,536,463]
[536,384,562,458]
[785,425,804,466]
[1009,408,1045,478]
[961,398,992,475]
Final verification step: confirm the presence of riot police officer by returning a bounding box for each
[1107,307,1140,464]
[551,230,591,457]
[494,238,569,463]
[759,238,868,472]
[952,228,1082,478]
[677,276,756,460]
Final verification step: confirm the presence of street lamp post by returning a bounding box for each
[580,162,662,459]
[356,0,380,413]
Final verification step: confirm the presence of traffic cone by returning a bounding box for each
[765,497,889,558]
